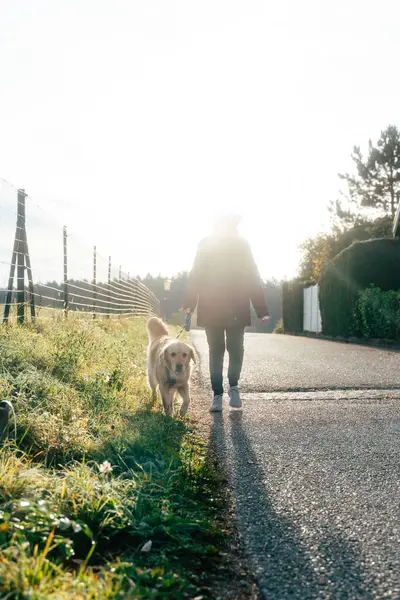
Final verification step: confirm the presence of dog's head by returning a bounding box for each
[163,341,196,375]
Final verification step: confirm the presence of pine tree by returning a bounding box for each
[333,125,400,222]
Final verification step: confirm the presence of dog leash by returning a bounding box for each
[176,313,192,339]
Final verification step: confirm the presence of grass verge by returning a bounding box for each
[0,315,223,599]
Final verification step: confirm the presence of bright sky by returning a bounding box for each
[0,0,399,283]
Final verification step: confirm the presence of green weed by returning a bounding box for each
[0,316,222,599]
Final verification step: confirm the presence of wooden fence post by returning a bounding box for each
[16,190,26,324]
[63,226,68,316]
[107,256,111,318]
[3,189,35,324]
[93,246,97,318]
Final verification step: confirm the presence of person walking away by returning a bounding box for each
[183,213,269,411]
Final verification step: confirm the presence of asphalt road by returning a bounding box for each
[191,331,400,392]
[191,331,400,599]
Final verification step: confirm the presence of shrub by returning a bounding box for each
[282,280,305,333]
[355,286,400,339]
[319,238,400,337]
[273,318,284,334]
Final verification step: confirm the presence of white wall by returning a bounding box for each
[303,284,322,333]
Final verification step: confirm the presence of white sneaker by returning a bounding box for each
[228,386,242,409]
[209,394,223,412]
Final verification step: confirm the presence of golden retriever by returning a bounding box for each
[146,317,196,416]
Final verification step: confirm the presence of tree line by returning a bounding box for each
[138,273,282,333]
[299,125,400,282]
[0,272,283,331]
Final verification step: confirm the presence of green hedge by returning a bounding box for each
[356,287,400,339]
[282,280,304,333]
[319,238,400,337]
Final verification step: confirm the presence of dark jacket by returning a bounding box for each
[183,233,268,328]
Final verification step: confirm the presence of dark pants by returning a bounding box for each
[205,326,245,395]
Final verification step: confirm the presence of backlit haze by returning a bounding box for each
[1,0,399,283]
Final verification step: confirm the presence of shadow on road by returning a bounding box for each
[209,411,373,600]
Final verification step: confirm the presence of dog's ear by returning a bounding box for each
[189,347,196,363]
[162,346,171,367]
[160,347,169,364]
[158,346,169,364]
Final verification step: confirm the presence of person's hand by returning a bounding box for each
[260,315,270,325]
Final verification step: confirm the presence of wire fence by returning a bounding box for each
[0,177,160,323]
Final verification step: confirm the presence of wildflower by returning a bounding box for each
[99,460,113,474]
[58,517,71,531]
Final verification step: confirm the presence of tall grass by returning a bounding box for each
[0,315,221,599]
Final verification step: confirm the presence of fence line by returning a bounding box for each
[0,178,160,322]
